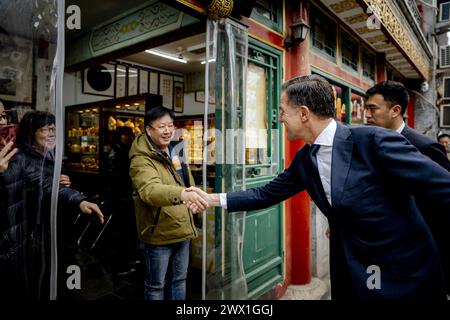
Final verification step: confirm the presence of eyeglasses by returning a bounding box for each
[39,125,56,134]
[150,123,175,133]
[0,113,7,119]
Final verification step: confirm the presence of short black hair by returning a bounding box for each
[144,106,175,127]
[16,111,55,149]
[112,126,134,145]
[281,75,335,119]
[366,80,409,115]
[438,133,450,141]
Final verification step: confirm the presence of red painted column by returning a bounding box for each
[284,0,311,285]
[407,93,415,128]
[376,53,387,83]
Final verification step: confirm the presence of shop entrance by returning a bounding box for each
[61,14,283,301]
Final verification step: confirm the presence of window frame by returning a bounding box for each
[362,47,376,82]
[440,2,450,21]
[310,3,338,63]
[250,0,283,33]
[340,30,359,73]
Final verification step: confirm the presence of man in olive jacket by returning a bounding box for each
[129,106,207,300]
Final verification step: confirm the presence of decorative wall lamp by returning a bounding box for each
[284,18,310,50]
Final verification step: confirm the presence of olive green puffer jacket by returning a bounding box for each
[129,133,197,245]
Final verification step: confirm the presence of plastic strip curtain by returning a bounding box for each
[0,0,62,300]
[49,0,65,300]
[203,18,249,300]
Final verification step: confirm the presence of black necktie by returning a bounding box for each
[309,144,320,172]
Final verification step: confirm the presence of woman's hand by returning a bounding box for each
[79,200,104,224]
[0,141,17,173]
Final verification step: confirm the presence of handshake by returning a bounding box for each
[180,186,220,213]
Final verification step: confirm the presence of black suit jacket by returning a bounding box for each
[227,124,450,300]
[401,126,450,171]
[400,126,450,292]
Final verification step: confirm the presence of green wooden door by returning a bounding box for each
[242,40,283,299]
[204,19,282,299]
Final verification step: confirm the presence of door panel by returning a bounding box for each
[203,19,283,300]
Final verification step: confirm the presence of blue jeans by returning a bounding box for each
[141,240,190,300]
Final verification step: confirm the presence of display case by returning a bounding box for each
[173,115,216,192]
[66,108,101,173]
[66,95,150,175]
[65,94,161,195]
[65,94,216,195]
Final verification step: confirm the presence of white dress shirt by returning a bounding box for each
[219,119,338,208]
[312,119,337,205]
[395,121,405,134]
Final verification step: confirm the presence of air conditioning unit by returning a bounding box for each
[440,46,450,68]
[440,105,450,128]
[444,78,450,98]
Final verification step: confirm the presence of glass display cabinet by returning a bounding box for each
[65,94,160,195]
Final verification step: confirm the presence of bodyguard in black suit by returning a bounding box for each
[366,81,450,294]
[365,81,450,170]
[187,75,450,300]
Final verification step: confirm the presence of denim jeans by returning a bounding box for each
[141,240,190,300]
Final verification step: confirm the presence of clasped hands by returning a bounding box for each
[180,187,219,213]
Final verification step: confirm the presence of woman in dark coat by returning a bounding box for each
[0,111,103,300]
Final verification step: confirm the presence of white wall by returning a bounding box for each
[63,71,215,121]
[179,92,214,116]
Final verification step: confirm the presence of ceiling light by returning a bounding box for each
[145,49,188,64]
[201,59,216,65]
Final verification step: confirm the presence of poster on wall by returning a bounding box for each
[115,64,126,98]
[128,67,138,96]
[159,73,173,109]
[139,69,148,94]
[173,81,184,113]
[332,84,346,123]
[351,92,365,125]
[149,72,158,95]
[83,63,115,97]
[245,63,267,164]
[0,36,33,103]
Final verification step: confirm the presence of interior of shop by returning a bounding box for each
[62,28,215,300]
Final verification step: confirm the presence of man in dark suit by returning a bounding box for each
[365,80,450,294]
[365,80,450,170]
[187,75,450,300]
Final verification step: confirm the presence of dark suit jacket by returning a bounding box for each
[400,126,450,292]
[227,124,450,300]
[401,126,450,171]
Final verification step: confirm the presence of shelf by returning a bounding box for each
[67,152,98,155]
[70,170,99,174]
[105,109,144,116]
[67,136,99,139]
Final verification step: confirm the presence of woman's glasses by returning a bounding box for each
[39,125,57,135]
